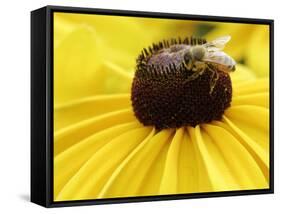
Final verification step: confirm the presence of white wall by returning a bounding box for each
[0,0,279,213]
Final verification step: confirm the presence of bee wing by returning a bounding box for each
[204,35,231,50]
[203,50,236,66]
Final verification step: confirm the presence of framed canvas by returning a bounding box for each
[31,5,274,207]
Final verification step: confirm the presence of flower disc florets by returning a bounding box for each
[131,37,232,130]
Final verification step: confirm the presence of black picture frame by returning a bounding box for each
[31,5,274,208]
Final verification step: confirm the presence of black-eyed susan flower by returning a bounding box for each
[53,13,269,201]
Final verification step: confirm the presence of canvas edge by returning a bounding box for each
[31,6,49,207]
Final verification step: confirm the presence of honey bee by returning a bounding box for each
[183,35,236,93]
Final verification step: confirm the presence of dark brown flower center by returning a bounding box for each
[131,37,232,130]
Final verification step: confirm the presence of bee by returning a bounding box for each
[183,35,236,93]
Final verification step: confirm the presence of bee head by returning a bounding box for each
[183,49,192,62]
[191,45,206,60]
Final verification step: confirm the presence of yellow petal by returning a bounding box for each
[54,108,136,156]
[187,126,212,192]
[189,126,239,191]
[202,124,268,189]
[232,92,269,108]
[159,128,185,194]
[225,105,269,134]
[55,127,153,201]
[137,130,175,196]
[233,78,269,96]
[177,130,199,193]
[54,94,131,131]
[224,105,269,175]
[54,122,141,197]
[222,116,269,180]
[99,129,174,198]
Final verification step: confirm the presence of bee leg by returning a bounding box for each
[184,64,206,83]
[183,57,193,70]
[184,71,201,83]
[207,64,219,94]
[197,63,207,76]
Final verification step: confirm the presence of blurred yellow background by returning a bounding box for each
[54,12,269,106]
